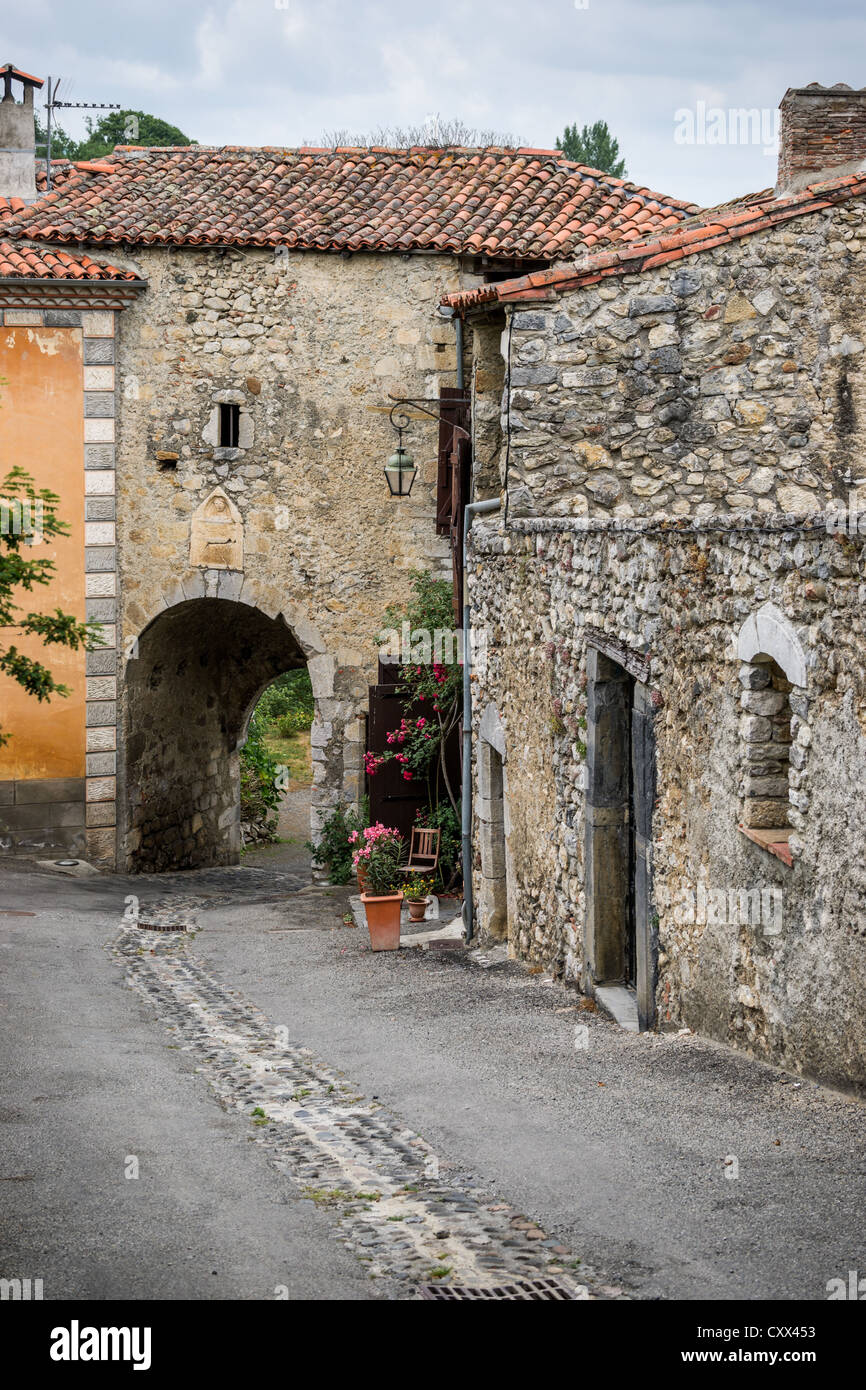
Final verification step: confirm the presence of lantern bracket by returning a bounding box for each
[386,394,471,443]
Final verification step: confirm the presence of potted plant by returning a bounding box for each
[360,833,404,951]
[351,822,400,894]
[403,871,434,923]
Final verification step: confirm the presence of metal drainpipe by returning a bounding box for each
[462,497,500,942]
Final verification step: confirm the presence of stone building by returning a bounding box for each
[446,83,866,1091]
[3,58,864,1091]
[0,60,696,871]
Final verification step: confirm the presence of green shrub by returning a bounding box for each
[415,802,461,888]
[240,707,281,832]
[307,799,369,884]
[257,669,314,735]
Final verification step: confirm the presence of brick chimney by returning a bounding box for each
[0,63,43,202]
[777,82,866,195]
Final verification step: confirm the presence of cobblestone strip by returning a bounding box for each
[112,926,601,1297]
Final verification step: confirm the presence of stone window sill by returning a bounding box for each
[738,825,793,868]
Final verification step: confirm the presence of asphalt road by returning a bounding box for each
[2,856,865,1301]
[0,862,372,1301]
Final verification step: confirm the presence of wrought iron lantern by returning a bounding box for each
[385,406,418,496]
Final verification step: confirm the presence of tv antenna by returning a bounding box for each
[43,76,124,190]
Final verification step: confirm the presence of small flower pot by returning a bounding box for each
[406,897,428,923]
[360,892,404,951]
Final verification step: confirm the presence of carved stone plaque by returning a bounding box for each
[189,488,243,570]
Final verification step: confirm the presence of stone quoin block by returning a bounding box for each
[85,498,116,522]
[83,392,116,418]
[43,310,82,327]
[86,800,117,826]
[83,338,115,365]
[86,727,117,752]
[81,311,115,337]
[84,418,115,443]
[84,443,116,469]
[83,366,115,391]
[86,676,117,701]
[84,470,116,495]
[86,701,117,728]
[84,522,116,547]
[86,777,116,803]
[86,828,117,862]
[85,548,116,573]
[85,573,116,597]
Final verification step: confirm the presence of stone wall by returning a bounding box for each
[468,513,866,1090]
[104,245,475,868]
[502,202,866,520]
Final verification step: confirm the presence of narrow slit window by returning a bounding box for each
[218,403,240,448]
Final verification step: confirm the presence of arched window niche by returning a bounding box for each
[736,603,809,866]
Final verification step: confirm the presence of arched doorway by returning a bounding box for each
[122,599,308,872]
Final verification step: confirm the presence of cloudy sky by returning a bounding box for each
[5,0,865,205]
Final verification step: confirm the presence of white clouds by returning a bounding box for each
[3,0,864,202]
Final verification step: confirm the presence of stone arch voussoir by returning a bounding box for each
[736,602,808,689]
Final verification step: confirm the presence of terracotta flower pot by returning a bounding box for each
[406,898,427,923]
[361,892,404,951]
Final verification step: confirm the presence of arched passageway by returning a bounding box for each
[123,599,306,872]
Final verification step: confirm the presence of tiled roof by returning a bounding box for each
[0,146,698,260]
[0,63,43,87]
[0,238,139,281]
[443,172,866,310]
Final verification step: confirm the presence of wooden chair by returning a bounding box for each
[401,826,441,878]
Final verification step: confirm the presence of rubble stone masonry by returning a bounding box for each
[467,199,866,1090]
[503,203,866,522]
[109,246,470,869]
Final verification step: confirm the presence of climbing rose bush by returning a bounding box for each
[369,572,463,816]
[365,660,460,808]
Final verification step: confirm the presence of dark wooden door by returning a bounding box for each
[367,661,462,843]
[367,665,428,843]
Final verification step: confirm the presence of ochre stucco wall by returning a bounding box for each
[0,325,85,778]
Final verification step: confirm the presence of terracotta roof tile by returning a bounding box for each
[0,239,138,281]
[0,147,698,261]
[444,173,866,311]
[0,63,43,87]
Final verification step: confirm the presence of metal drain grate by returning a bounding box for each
[418,1276,580,1301]
[134,921,190,933]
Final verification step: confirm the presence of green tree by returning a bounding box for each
[34,113,79,161]
[34,110,195,164]
[0,461,101,746]
[556,120,626,177]
[71,110,195,160]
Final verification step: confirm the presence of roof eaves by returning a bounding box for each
[444,172,866,313]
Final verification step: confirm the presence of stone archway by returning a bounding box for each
[122,598,306,871]
[120,587,367,873]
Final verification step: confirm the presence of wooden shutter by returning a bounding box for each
[436,387,470,536]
